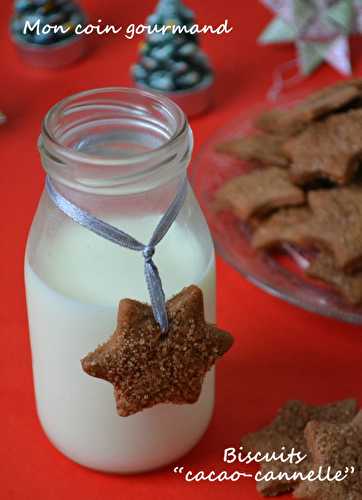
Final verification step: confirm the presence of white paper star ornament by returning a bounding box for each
[259,0,362,75]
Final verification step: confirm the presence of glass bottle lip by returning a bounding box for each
[41,86,189,168]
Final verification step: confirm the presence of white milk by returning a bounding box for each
[25,215,216,473]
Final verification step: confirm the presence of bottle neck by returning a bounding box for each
[48,171,189,221]
[39,88,193,212]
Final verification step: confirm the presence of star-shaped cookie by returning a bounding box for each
[251,206,312,251]
[294,411,362,499]
[216,133,290,168]
[81,286,233,417]
[214,167,305,222]
[255,81,362,135]
[284,109,362,185]
[252,187,362,272]
[242,399,358,497]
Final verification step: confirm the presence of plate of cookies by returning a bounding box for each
[192,79,362,324]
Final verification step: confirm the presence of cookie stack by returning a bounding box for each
[215,80,362,305]
[242,399,362,499]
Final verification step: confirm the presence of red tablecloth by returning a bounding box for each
[1,1,362,499]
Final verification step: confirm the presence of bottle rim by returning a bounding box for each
[39,87,193,193]
[40,86,189,168]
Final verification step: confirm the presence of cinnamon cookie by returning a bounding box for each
[284,109,362,185]
[256,81,362,135]
[216,133,290,167]
[242,399,358,497]
[214,167,305,222]
[306,253,362,305]
[251,206,312,251]
[82,286,233,416]
[253,187,362,273]
[294,412,362,499]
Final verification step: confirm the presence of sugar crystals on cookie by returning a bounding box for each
[82,286,233,417]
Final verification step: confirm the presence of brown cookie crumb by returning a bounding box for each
[81,286,233,417]
[307,253,362,305]
[242,399,358,497]
[214,167,305,222]
[284,109,362,185]
[256,81,362,135]
[294,412,362,500]
[216,133,290,167]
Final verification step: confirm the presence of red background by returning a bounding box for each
[1,1,362,499]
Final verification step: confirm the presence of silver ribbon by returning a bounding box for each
[45,176,188,333]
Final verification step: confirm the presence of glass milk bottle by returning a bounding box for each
[24,88,216,474]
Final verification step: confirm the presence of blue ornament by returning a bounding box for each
[147,31,172,45]
[149,71,175,91]
[132,64,148,81]
[175,70,201,89]
[141,56,159,71]
[171,60,188,75]
[15,0,32,12]
[150,44,174,61]
[177,42,197,57]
